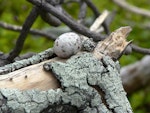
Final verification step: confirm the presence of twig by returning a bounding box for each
[40,3,62,27]
[40,10,61,27]
[27,0,107,41]
[83,0,99,16]
[122,20,150,30]
[131,44,150,54]
[7,7,39,61]
[0,48,54,74]
[90,10,109,31]
[64,0,80,4]
[83,0,110,34]
[0,21,56,40]
[78,0,87,24]
[59,5,76,21]
[112,0,150,18]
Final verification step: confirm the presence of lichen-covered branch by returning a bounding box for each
[43,53,133,113]
[0,48,54,75]
[0,88,78,113]
[0,53,133,113]
[0,26,133,112]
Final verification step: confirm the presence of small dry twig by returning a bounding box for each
[90,10,109,32]
[0,21,56,40]
[84,0,110,34]
[131,44,150,54]
[112,0,150,18]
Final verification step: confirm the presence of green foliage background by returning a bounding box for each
[0,0,150,112]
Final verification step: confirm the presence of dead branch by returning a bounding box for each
[0,58,60,90]
[131,44,150,54]
[0,21,56,40]
[0,48,54,74]
[121,55,150,94]
[112,0,150,18]
[0,26,131,89]
[90,10,109,32]
[0,26,133,113]
[27,0,107,41]
[7,7,39,61]
[84,0,110,34]
[0,54,133,112]
[78,0,87,24]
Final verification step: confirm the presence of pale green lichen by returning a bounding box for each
[44,53,133,113]
[0,48,54,75]
[0,52,132,113]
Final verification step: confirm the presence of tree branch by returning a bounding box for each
[90,10,109,32]
[121,55,150,94]
[78,0,87,24]
[27,0,107,41]
[0,21,56,40]
[131,44,150,54]
[83,0,110,34]
[112,0,150,18]
[7,7,39,61]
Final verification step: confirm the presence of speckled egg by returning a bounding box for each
[53,32,81,58]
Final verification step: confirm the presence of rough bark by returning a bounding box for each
[0,54,133,113]
[0,48,54,75]
[0,27,133,113]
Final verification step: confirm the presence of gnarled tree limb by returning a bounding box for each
[0,27,133,113]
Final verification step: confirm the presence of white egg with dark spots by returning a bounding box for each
[53,32,82,58]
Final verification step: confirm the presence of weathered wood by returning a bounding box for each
[93,26,132,60]
[0,48,54,75]
[0,26,132,91]
[0,58,61,90]
[0,26,133,113]
[0,54,133,113]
